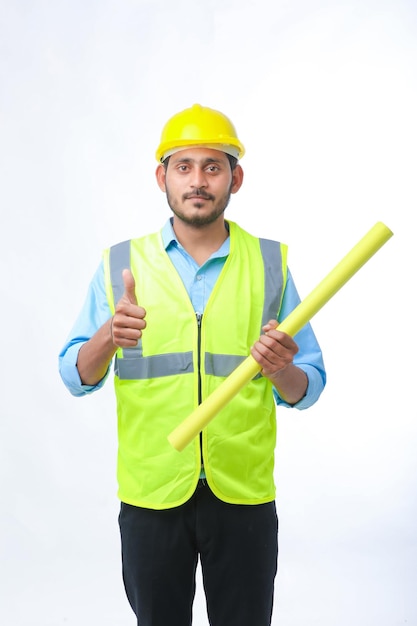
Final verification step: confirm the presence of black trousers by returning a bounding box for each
[119,480,278,626]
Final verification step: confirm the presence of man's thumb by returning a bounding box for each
[122,269,138,305]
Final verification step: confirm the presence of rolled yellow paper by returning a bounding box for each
[168,221,393,451]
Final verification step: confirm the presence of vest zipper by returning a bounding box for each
[196,313,204,469]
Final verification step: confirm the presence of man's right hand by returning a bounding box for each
[111,269,147,347]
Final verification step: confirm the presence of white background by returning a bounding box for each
[1,1,416,624]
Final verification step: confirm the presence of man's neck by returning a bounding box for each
[172,218,229,266]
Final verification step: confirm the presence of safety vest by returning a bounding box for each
[103,221,287,509]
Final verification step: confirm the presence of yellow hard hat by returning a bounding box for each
[155,103,245,162]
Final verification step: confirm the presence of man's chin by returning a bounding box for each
[174,212,224,228]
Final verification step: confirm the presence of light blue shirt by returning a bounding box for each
[59,219,326,408]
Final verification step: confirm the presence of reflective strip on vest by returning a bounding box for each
[109,240,131,304]
[259,237,285,325]
[109,237,283,380]
[115,351,194,379]
[204,353,246,377]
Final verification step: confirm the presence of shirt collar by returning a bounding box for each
[161,218,230,258]
[161,218,179,250]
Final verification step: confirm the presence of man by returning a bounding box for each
[59,103,326,626]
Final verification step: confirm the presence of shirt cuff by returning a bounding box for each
[274,364,325,410]
[59,342,110,397]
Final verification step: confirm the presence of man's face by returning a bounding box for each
[156,147,243,227]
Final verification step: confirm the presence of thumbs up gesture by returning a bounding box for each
[111,269,146,347]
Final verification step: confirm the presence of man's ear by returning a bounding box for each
[155,163,167,192]
[231,164,244,194]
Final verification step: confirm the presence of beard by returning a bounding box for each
[165,184,233,227]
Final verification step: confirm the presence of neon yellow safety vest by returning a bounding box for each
[103,221,288,510]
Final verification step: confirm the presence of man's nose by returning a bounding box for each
[190,167,208,187]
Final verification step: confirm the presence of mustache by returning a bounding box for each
[183,188,215,201]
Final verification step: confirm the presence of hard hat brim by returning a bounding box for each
[157,141,244,162]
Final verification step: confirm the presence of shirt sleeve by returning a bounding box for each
[58,261,112,397]
[274,268,326,409]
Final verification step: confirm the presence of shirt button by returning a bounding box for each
[196,275,202,281]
